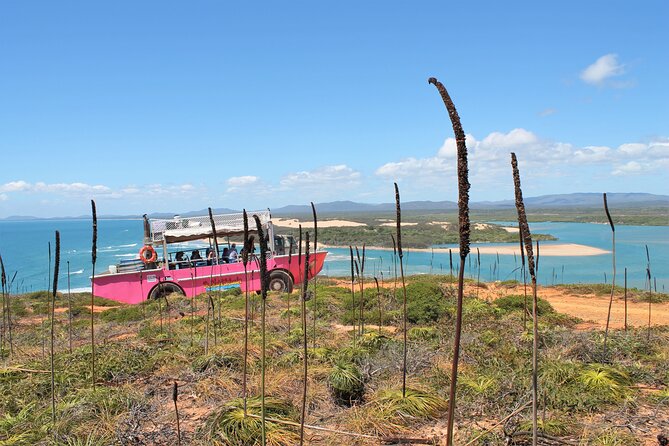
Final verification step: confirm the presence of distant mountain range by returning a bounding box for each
[2,193,668,221]
[271,193,669,215]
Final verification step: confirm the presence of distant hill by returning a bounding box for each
[474,193,669,209]
[272,193,669,215]
[2,193,667,221]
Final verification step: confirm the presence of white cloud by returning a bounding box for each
[0,181,199,199]
[0,193,7,201]
[580,54,625,86]
[227,176,259,187]
[376,157,452,178]
[617,143,647,157]
[612,161,643,176]
[375,129,669,189]
[0,180,31,192]
[33,182,112,194]
[538,108,557,117]
[280,164,361,188]
[573,146,611,163]
[480,128,538,149]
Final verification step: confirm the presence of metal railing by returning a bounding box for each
[150,210,271,243]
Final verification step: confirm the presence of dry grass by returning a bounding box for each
[0,277,667,445]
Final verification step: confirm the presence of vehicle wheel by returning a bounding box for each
[148,282,184,300]
[268,270,293,293]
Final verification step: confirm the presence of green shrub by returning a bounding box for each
[205,396,299,445]
[408,327,439,342]
[373,388,447,422]
[405,282,452,324]
[328,362,365,405]
[99,305,145,322]
[494,294,555,315]
[193,352,241,372]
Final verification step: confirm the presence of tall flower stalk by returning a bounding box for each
[356,245,366,335]
[511,152,538,446]
[394,183,408,399]
[44,241,50,360]
[349,246,356,346]
[299,232,310,445]
[0,253,8,356]
[310,202,318,349]
[428,77,470,446]
[645,246,652,341]
[287,238,293,334]
[67,261,72,353]
[374,277,382,335]
[51,230,60,425]
[90,200,97,390]
[242,210,250,415]
[519,226,528,330]
[603,193,616,353]
[208,207,220,262]
[253,214,269,446]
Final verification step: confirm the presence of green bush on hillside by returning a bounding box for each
[494,294,555,316]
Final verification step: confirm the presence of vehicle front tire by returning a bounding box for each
[268,270,294,293]
[148,282,185,300]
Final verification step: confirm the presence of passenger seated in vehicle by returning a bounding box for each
[191,249,205,267]
[175,251,187,269]
[221,247,230,263]
[206,247,216,265]
[229,243,238,262]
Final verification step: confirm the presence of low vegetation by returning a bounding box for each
[275,222,555,249]
[0,276,667,445]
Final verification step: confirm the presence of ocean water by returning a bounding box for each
[317,221,668,291]
[0,219,667,292]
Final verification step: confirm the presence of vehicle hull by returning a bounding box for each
[91,251,327,304]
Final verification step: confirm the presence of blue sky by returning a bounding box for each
[1,1,667,217]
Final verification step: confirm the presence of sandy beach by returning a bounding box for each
[379,222,418,227]
[502,226,520,233]
[320,242,609,256]
[272,217,367,228]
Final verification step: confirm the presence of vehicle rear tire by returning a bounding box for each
[268,270,293,293]
[148,282,185,300]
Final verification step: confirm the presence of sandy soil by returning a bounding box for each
[502,226,519,233]
[470,282,668,329]
[379,222,418,227]
[473,223,493,230]
[272,218,366,228]
[321,243,609,256]
[328,279,668,329]
[429,221,454,230]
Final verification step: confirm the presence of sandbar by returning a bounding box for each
[320,242,609,257]
[273,218,366,228]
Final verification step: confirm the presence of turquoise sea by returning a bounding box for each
[0,219,667,293]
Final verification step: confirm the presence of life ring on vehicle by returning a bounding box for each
[139,245,157,264]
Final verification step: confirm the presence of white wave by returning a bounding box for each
[71,269,84,275]
[114,254,138,258]
[117,243,138,248]
[69,287,92,293]
[324,255,354,261]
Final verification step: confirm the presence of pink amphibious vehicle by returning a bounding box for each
[92,210,326,304]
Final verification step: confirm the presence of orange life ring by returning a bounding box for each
[139,245,157,264]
